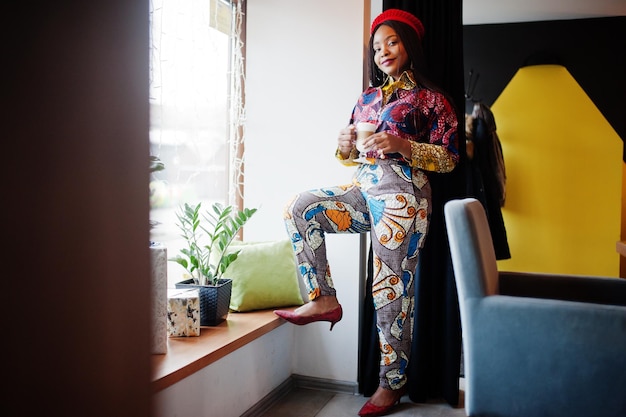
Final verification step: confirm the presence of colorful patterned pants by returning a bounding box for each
[284,159,432,390]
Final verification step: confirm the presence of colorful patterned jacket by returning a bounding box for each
[337,71,459,174]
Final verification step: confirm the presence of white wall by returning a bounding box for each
[244,0,367,238]
[153,325,292,417]
[244,0,370,385]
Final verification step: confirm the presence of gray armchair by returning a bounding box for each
[444,197,626,417]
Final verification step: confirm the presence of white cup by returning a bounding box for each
[355,122,377,152]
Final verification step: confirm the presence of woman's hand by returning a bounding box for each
[338,125,356,158]
[362,131,411,159]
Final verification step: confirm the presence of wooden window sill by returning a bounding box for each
[151,308,294,392]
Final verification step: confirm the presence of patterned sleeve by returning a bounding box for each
[408,142,457,172]
[335,147,359,166]
[335,103,362,166]
[406,91,459,173]
[335,91,382,166]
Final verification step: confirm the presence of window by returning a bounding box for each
[149,0,245,285]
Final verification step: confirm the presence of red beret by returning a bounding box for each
[370,9,425,41]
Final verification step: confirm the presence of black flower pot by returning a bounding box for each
[175,278,232,326]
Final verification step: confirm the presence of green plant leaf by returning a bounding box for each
[169,201,257,283]
[169,256,188,270]
[150,156,165,173]
[219,251,240,274]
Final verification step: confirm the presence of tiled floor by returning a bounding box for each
[258,380,467,417]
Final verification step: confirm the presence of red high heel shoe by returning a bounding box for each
[357,387,406,417]
[273,305,343,331]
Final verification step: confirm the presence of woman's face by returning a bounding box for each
[373,24,409,81]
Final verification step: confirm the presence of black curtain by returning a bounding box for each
[359,0,466,407]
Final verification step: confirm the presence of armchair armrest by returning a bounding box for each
[464,295,626,417]
[499,271,626,306]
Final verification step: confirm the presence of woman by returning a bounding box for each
[274,9,459,417]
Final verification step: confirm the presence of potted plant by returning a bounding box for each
[169,202,257,326]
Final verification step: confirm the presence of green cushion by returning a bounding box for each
[224,239,304,312]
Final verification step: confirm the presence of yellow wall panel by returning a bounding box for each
[492,65,622,277]
[621,163,626,277]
